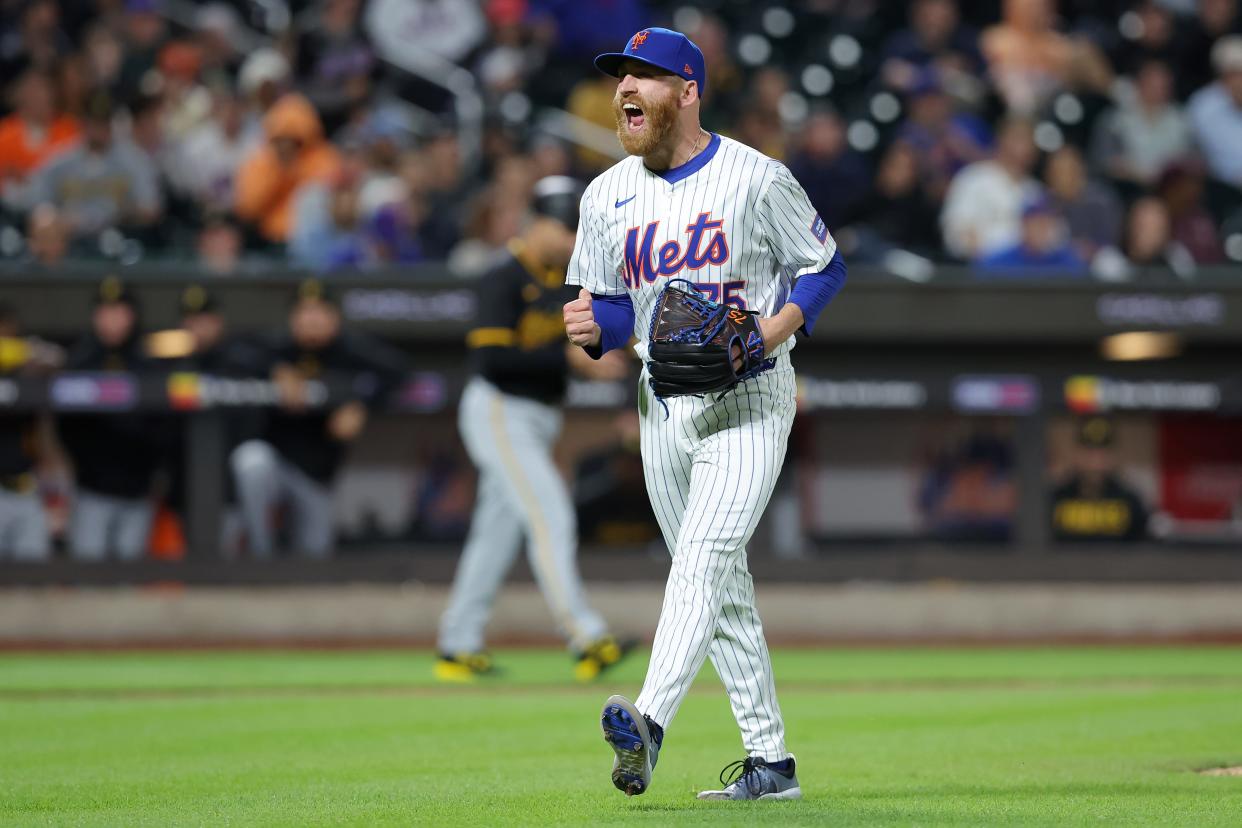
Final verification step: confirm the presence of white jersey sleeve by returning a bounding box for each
[566,186,624,295]
[757,162,838,277]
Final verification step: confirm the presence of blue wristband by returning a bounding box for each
[585,291,635,358]
[788,251,847,336]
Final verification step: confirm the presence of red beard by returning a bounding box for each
[614,87,679,157]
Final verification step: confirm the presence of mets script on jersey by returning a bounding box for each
[568,133,836,361]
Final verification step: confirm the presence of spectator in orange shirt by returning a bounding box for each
[0,69,80,208]
[234,93,340,245]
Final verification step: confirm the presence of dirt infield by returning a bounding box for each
[4,582,1242,647]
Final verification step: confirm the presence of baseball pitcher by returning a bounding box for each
[563,27,847,801]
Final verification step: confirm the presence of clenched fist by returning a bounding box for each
[563,287,601,348]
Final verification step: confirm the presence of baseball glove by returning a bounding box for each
[646,279,774,399]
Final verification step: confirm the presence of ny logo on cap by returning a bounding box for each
[684,64,693,74]
[631,30,649,49]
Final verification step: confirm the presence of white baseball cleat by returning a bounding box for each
[696,755,802,800]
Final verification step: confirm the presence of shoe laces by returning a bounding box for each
[718,757,770,796]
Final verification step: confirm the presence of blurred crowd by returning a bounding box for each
[1,0,1242,280]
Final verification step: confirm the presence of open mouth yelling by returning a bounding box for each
[623,102,645,132]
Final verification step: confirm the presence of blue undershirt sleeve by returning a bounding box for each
[787,250,847,336]
[584,291,635,359]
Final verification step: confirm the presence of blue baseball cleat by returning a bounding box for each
[696,755,802,800]
[600,695,661,796]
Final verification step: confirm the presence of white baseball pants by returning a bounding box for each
[634,356,796,761]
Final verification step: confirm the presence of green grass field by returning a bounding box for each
[2,647,1241,826]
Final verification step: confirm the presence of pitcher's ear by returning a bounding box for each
[682,79,699,106]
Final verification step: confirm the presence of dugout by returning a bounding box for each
[2,263,1240,585]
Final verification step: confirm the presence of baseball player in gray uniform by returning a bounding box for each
[437,176,636,684]
[563,28,847,800]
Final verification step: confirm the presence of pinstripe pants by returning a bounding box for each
[439,377,609,654]
[635,356,796,761]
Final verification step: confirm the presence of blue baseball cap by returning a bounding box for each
[594,27,707,99]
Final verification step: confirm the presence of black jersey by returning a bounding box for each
[1051,474,1149,542]
[56,334,165,499]
[467,242,576,404]
[261,330,407,484]
[0,341,38,490]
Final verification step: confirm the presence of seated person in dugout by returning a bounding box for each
[230,279,407,559]
[58,278,166,561]
[1050,417,1149,542]
[0,302,62,561]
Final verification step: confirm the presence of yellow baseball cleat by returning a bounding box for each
[433,652,500,683]
[574,635,636,682]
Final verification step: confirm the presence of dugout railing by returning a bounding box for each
[1,264,1240,584]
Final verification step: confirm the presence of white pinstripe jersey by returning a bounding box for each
[567,133,837,361]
